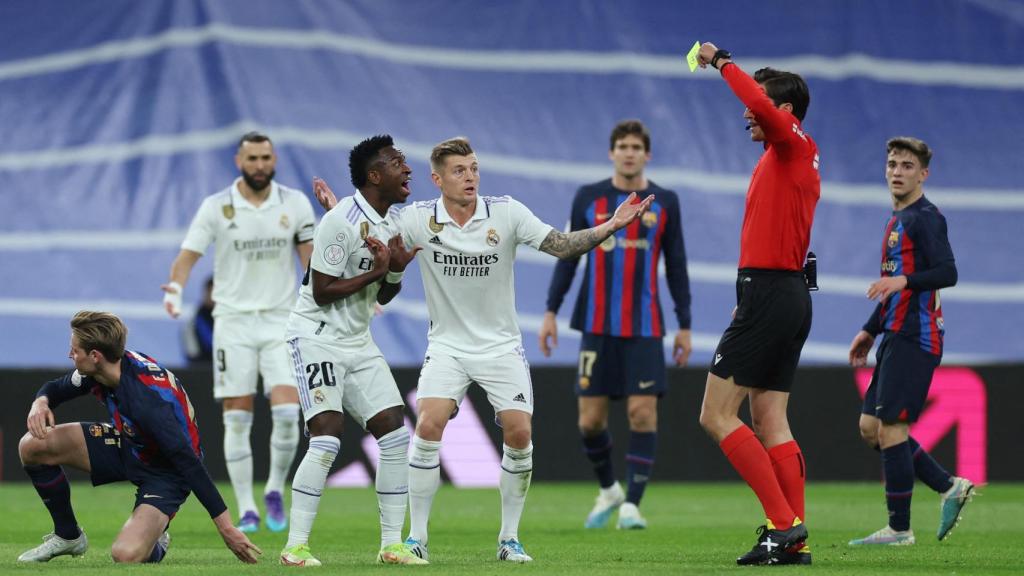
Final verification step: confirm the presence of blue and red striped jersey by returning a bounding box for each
[862,196,957,355]
[37,350,227,517]
[546,179,691,337]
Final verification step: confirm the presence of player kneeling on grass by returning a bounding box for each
[17,311,260,564]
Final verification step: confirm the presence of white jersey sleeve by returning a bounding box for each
[309,209,356,277]
[180,194,223,254]
[295,195,316,244]
[507,197,554,249]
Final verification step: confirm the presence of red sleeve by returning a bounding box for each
[720,63,803,150]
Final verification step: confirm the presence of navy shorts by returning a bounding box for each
[861,333,941,423]
[81,422,190,518]
[710,270,812,392]
[575,333,666,400]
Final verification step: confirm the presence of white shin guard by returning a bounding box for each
[376,427,411,548]
[286,435,340,548]
[223,409,255,516]
[407,435,442,544]
[499,443,533,542]
[267,403,300,495]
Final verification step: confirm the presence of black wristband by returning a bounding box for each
[711,49,732,69]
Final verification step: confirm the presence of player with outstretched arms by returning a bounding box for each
[315,136,653,564]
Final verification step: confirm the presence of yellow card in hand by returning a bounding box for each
[685,41,700,72]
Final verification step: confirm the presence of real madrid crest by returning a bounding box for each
[642,210,658,228]
[888,231,899,248]
[487,228,500,247]
[314,389,326,404]
[279,214,290,229]
[222,204,235,219]
[428,216,444,234]
[360,221,370,240]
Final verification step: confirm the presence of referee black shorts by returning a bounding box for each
[710,269,812,392]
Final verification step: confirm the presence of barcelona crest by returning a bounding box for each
[888,231,899,248]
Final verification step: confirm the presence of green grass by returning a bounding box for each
[1,482,1020,574]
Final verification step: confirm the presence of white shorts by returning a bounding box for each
[417,346,534,416]
[212,311,296,399]
[286,336,404,429]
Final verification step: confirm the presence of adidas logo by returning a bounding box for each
[228,222,238,229]
[512,393,526,403]
[429,235,443,245]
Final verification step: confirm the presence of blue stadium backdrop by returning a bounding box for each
[1,0,1021,368]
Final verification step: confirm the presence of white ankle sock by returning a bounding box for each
[223,409,256,516]
[499,443,533,542]
[286,435,340,548]
[376,427,411,548]
[407,435,442,544]
[266,403,300,495]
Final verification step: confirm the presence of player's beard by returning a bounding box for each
[242,169,275,193]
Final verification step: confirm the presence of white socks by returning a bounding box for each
[499,443,533,542]
[286,435,340,548]
[223,409,256,516]
[407,435,442,544]
[266,403,300,495]
[376,427,411,548]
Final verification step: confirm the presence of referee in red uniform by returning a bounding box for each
[695,42,820,566]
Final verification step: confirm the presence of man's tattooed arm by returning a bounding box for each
[539,224,612,259]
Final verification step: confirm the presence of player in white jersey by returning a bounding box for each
[279,135,425,567]
[310,137,652,564]
[161,132,315,534]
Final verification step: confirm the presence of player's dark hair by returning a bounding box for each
[430,137,474,172]
[609,119,651,152]
[887,136,933,168]
[349,134,395,189]
[71,311,126,362]
[237,131,272,149]
[753,68,810,122]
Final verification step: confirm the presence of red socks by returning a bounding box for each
[720,426,796,530]
[768,440,806,523]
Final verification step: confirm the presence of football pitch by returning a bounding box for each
[1,482,1020,574]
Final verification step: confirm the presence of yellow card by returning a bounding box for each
[685,41,700,72]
